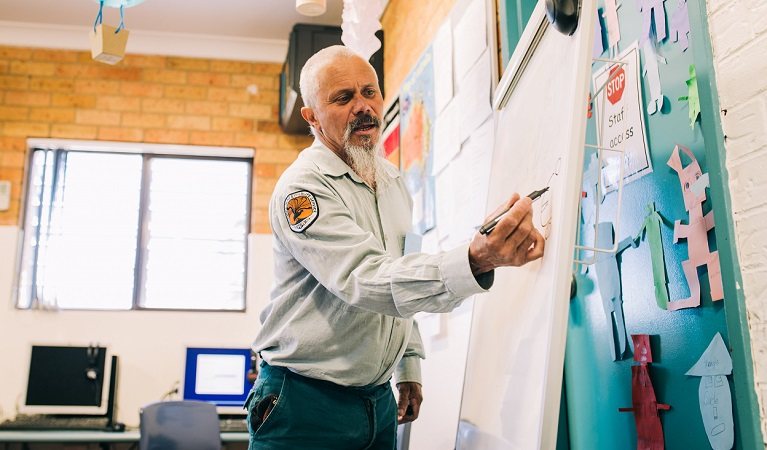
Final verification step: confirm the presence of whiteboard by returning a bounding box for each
[456,1,596,449]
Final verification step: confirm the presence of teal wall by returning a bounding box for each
[563,0,761,448]
[495,0,762,447]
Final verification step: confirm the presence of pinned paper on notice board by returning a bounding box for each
[593,222,633,361]
[666,144,724,311]
[670,0,691,51]
[633,202,670,310]
[679,65,701,128]
[603,0,622,56]
[581,153,602,225]
[637,0,667,46]
[642,38,667,115]
[593,10,605,60]
[592,43,653,193]
[619,335,671,450]
[686,333,734,450]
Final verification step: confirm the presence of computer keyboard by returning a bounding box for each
[0,414,111,431]
[219,417,249,433]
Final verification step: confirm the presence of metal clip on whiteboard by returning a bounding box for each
[573,57,630,268]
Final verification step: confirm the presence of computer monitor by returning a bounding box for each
[182,347,253,415]
[21,345,113,415]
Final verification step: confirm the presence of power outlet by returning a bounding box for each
[0,181,10,211]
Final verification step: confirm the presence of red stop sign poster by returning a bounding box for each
[606,65,626,105]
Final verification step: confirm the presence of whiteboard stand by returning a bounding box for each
[573,57,631,269]
[456,0,597,447]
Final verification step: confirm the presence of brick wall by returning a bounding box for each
[706,0,767,442]
[0,46,313,234]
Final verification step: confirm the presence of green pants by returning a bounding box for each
[246,362,398,450]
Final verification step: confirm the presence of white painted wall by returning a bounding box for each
[0,223,472,441]
[0,226,274,428]
[408,301,475,449]
[706,0,767,443]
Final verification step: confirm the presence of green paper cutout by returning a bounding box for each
[633,202,670,310]
[678,64,700,129]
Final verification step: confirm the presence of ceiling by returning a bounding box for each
[0,0,351,62]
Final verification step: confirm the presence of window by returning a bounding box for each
[16,139,253,311]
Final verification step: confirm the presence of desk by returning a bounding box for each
[0,430,249,449]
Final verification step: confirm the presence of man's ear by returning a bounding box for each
[301,107,319,130]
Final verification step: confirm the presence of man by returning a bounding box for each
[246,45,544,450]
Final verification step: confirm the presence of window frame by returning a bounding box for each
[16,138,255,312]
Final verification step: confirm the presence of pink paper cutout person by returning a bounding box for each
[670,0,690,51]
[666,145,724,311]
[603,0,621,55]
[619,335,671,450]
[637,0,667,46]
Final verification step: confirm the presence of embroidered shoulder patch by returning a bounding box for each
[284,190,319,233]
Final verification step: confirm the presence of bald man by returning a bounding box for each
[246,45,544,449]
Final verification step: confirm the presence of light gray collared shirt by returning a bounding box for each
[253,139,492,387]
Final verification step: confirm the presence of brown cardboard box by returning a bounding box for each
[89,24,129,65]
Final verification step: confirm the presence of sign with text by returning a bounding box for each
[592,42,652,193]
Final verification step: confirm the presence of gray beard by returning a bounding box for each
[345,143,390,191]
[343,127,389,190]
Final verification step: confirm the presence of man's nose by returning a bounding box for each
[351,94,372,115]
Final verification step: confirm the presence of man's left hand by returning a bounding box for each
[396,382,423,424]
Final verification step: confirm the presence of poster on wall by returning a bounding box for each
[592,42,652,193]
[400,46,437,234]
[382,98,401,168]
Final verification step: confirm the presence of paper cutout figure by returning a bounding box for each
[593,10,605,59]
[620,335,671,449]
[594,222,634,360]
[679,65,701,128]
[666,144,724,310]
[581,153,602,225]
[637,0,667,46]
[603,0,622,56]
[686,333,734,450]
[642,38,667,115]
[670,0,691,51]
[633,202,670,309]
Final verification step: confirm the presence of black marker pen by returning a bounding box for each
[478,187,549,235]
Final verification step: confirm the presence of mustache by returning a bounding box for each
[347,114,381,132]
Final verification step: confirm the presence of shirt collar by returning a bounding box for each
[307,138,400,181]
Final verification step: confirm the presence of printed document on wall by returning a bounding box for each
[592,42,652,193]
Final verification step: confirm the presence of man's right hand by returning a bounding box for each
[468,193,545,276]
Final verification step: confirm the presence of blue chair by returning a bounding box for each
[139,400,222,450]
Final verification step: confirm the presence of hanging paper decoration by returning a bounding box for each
[593,10,605,60]
[637,0,667,46]
[686,333,735,450]
[670,0,691,51]
[642,37,666,115]
[93,0,145,6]
[88,0,144,65]
[341,0,387,60]
[633,202,670,309]
[678,65,701,128]
[581,152,601,225]
[603,0,622,56]
[619,335,671,449]
[666,144,724,310]
[593,222,634,361]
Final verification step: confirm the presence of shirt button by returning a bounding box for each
[395,320,401,326]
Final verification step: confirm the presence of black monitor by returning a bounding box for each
[182,347,252,415]
[21,345,113,415]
